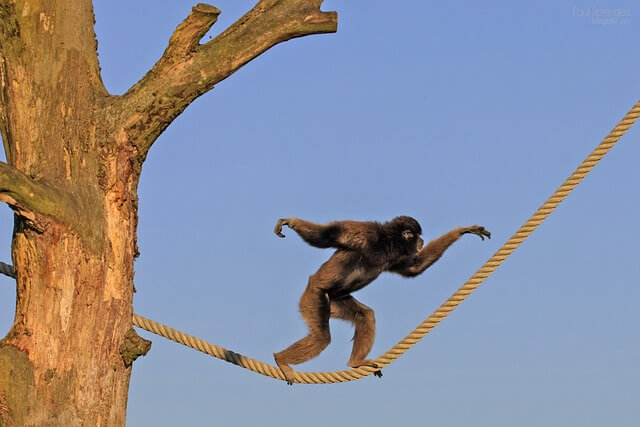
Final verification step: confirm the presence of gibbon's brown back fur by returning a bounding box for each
[272,216,490,384]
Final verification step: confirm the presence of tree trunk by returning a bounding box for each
[0,1,336,425]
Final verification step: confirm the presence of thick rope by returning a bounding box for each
[0,262,14,278]
[2,101,639,384]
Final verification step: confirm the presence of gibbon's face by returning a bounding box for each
[401,229,424,253]
[392,216,424,254]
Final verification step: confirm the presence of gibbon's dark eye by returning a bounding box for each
[401,230,414,240]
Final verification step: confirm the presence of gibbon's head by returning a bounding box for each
[387,216,424,253]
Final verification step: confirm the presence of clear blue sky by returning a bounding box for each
[1,1,639,426]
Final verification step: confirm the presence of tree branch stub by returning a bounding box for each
[165,3,222,58]
[119,328,152,368]
[0,161,103,250]
[0,162,70,220]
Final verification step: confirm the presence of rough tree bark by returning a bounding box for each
[0,1,336,425]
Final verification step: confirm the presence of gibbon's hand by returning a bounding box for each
[462,225,491,240]
[274,218,291,238]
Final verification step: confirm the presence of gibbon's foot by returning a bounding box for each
[274,355,296,385]
[348,359,379,369]
[463,225,491,240]
[280,366,296,385]
[348,359,383,378]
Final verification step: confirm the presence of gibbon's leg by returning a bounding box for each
[330,296,379,372]
[274,285,331,384]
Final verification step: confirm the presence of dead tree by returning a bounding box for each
[0,1,336,425]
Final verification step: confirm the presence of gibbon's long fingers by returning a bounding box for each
[274,218,288,238]
[465,226,491,240]
[479,229,491,240]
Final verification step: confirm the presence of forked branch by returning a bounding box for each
[116,0,337,159]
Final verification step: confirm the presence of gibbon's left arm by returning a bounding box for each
[274,218,372,250]
[390,226,490,277]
